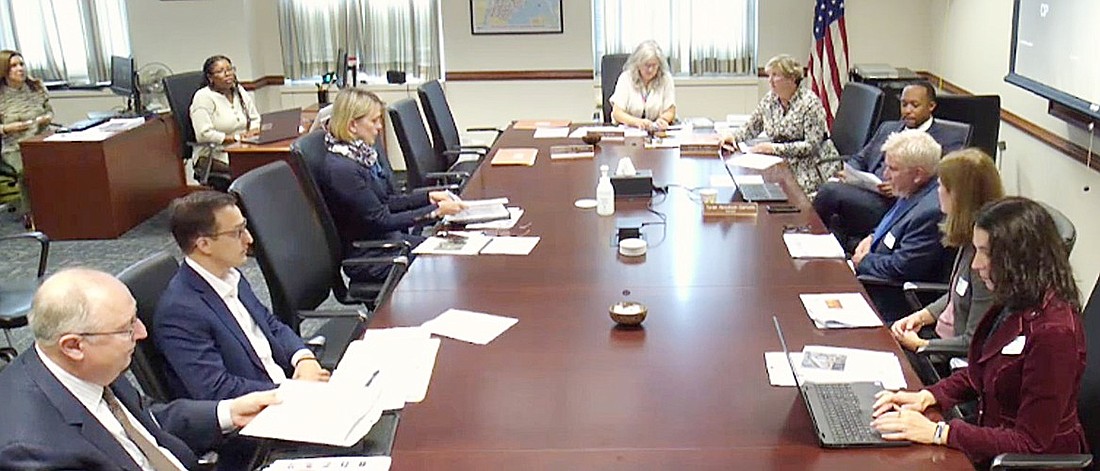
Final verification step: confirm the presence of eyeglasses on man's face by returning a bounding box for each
[205,222,249,240]
[75,316,140,341]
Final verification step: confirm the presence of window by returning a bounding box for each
[594,0,756,77]
[278,0,440,82]
[0,0,130,86]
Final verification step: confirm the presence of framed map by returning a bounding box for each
[470,0,563,35]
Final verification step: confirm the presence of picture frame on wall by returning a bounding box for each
[470,0,563,35]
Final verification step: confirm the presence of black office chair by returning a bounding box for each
[830,82,885,156]
[229,161,407,369]
[0,231,49,362]
[933,95,1001,158]
[115,251,181,403]
[416,80,497,165]
[988,272,1100,470]
[600,53,630,123]
[388,98,473,190]
[163,71,230,190]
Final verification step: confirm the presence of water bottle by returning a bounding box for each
[596,164,615,216]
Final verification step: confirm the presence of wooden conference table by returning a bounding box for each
[370,126,973,470]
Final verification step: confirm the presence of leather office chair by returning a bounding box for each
[416,80,496,166]
[163,71,230,190]
[830,82,885,156]
[932,94,1001,158]
[229,161,408,369]
[0,231,49,362]
[388,98,472,190]
[115,251,181,403]
[600,53,630,123]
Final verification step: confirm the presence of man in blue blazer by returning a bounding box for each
[155,191,329,402]
[0,268,276,470]
[813,82,970,251]
[851,129,952,321]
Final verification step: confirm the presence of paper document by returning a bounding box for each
[513,119,570,130]
[491,148,538,166]
[422,308,518,345]
[533,127,570,138]
[727,153,783,170]
[443,198,511,225]
[465,207,524,229]
[709,174,736,188]
[765,346,906,390]
[332,329,441,408]
[412,232,492,255]
[44,131,112,142]
[783,233,846,259]
[263,456,391,471]
[94,117,145,133]
[480,236,540,255]
[842,162,883,192]
[799,293,884,328]
[240,379,385,446]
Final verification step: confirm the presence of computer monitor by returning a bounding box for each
[110,55,142,114]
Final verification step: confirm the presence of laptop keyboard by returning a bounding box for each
[810,383,883,443]
[740,183,787,202]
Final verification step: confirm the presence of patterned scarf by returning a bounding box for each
[325,131,378,170]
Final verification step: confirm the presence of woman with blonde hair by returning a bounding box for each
[890,148,1005,353]
[609,40,676,131]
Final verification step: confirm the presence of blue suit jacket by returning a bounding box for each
[847,119,971,177]
[0,349,220,470]
[155,262,307,401]
[856,179,949,281]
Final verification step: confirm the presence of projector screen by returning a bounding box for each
[1007,0,1100,122]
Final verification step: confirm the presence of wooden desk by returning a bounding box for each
[371,127,974,470]
[225,106,321,179]
[21,115,186,240]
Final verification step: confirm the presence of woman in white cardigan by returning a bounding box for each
[188,55,259,184]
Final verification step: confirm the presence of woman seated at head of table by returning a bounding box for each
[311,88,465,283]
[719,54,838,194]
[890,148,1005,355]
[871,196,1087,466]
[609,40,676,132]
[189,54,260,184]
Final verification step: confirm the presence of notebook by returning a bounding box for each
[772,316,908,448]
[241,108,302,144]
[491,148,538,166]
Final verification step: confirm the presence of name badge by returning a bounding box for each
[1002,335,1026,355]
[955,277,969,297]
[883,232,896,250]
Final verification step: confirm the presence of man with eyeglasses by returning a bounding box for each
[154,191,329,404]
[0,268,278,469]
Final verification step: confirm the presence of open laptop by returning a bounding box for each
[719,148,788,202]
[242,108,302,144]
[772,316,908,448]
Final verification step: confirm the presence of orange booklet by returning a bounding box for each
[491,148,538,166]
[512,119,571,130]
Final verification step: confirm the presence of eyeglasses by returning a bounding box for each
[75,316,139,341]
[210,66,237,77]
[205,223,249,240]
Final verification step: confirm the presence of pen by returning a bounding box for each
[364,369,380,387]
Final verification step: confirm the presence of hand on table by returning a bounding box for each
[428,190,458,204]
[292,357,331,382]
[749,142,777,155]
[228,390,281,428]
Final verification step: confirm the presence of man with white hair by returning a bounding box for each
[851,129,952,321]
[0,268,278,470]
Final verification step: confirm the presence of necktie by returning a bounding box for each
[102,388,182,471]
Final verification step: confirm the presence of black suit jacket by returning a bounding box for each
[0,349,221,470]
[847,119,971,177]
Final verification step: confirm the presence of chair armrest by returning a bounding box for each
[902,281,950,293]
[466,126,503,134]
[350,240,412,251]
[856,274,903,288]
[444,148,487,157]
[340,256,406,268]
[991,453,1093,470]
[425,171,470,185]
[296,308,370,321]
[410,184,461,196]
[0,231,49,277]
[916,343,968,357]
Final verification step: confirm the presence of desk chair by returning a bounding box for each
[163,71,230,190]
[115,251,181,403]
[229,161,408,369]
[830,82,885,156]
[0,231,49,362]
[388,98,473,190]
[600,53,630,123]
[933,95,1001,158]
[416,80,497,164]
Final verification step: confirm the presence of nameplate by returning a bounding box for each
[703,202,758,217]
[679,143,721,157]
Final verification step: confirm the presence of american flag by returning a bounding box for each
[807,0,849,127]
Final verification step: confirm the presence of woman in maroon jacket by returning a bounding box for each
[870,197,1087,465]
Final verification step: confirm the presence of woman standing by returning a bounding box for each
[609,40,676,131]
[189,55,259,184]
[0,50,53,225]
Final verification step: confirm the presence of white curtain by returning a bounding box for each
[595,0,756,76]
[279,0,440,82]
[0,0,130,85]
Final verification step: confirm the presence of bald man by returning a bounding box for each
[0,268,278,470]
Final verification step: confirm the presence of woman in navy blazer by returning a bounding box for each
[871,197,1087,465]
[312,89,464,282]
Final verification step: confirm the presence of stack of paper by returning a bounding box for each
[480,236,540,255]
[533,127,570,139]
[264,457,391,471]
[491,148,538,166]
[783,233,846,259]
[422,309,518,345]
[727,153,783,170]
[842,162,883,192]
[465,207,524,230]
[764,346,907,390]
[412,232,492,255]
[799,293,884,328]
[443,198,511,225]
[240,379,386,446]
[331,327,442,409]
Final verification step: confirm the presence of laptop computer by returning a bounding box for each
[772,316,908,448]
[719,150,789,202]
[242,108,302,144]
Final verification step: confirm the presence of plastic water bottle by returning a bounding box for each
[596,164,615,216]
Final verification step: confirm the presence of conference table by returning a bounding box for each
[369,126,973,470]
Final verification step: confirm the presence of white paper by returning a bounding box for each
[480,236,540,255]
[568,125,646,139]
[412,232,492,255]
[727,153,783,170]
[93,117,145,133]
[533,127,570,138]
[332,331,441,408]
[709,174,736,188]
[842,162,883,192]
[422,308,518,345]
[264,456,391,471]
[464,207,524,229]
[765,347,906,390]
[799,293,884,328]
[240,379,385,446]
[783,233,846,259]
[45,130,112,142]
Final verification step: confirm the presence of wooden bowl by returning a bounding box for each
[581,132,602,145]
[609,301,647,326]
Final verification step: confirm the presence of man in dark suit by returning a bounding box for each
[851,129,951,321]
[0,268,277,470]
[155,191,330,402]
[813,81,970,251]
